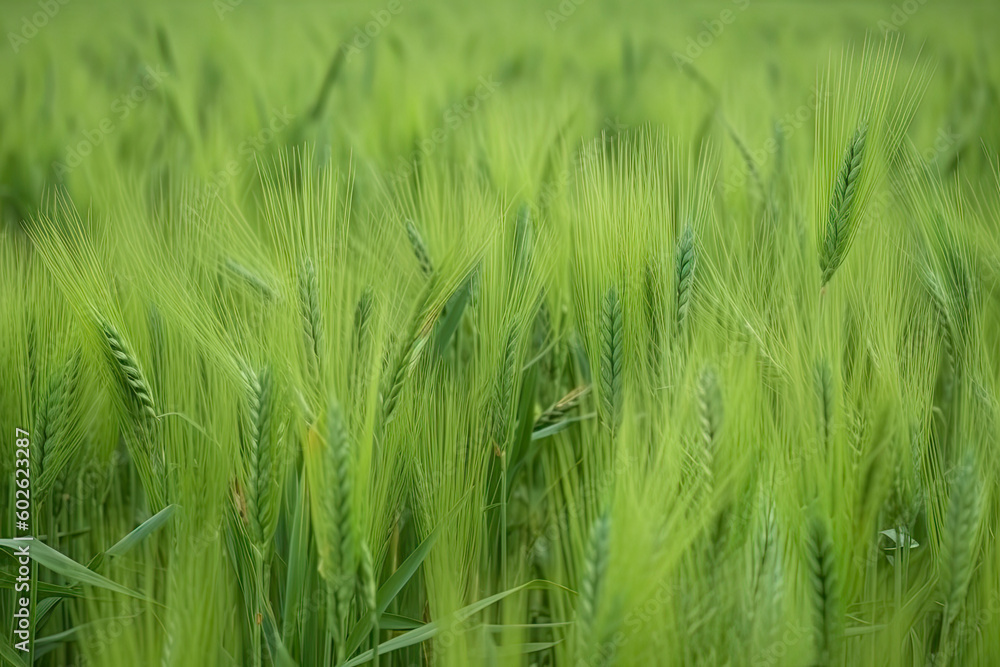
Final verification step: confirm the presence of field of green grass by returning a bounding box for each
[2,1,1000,665]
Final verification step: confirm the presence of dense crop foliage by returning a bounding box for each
[2,1,1000,665]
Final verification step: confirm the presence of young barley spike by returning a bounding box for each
[758,499,784,629]
[600,286,623,433]
[298,257,325,385]
[698,366,722,449]
[37,354,80,497]
[927,270,956,378]
[806,517,839,667]
[820,123,868,286]
[644,258,661,370]
[353,286,375,356]
[359,540,379,667]
[33,373,57,471]
[101,318,156,428]
[675,225,696,335]
[405,219,434,277]
[578,512,610,655]
[814,359,833,450]
[324,398,355,660]
[492,325,519,450]
[224,257,277,301]
[534,384,590,431]
[940,455,980,630]
[381,282,433,425]
[696,366,722,497]
[726,124,764,197]
[352,286,375,404]
[513,202,533,282]
[245,366,274,549]
[532,292,550,353]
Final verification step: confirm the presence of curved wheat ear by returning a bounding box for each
[940,456,980,630]
[578,513,610,654]
[820,123,868,286]
[405,219,434,277]
[245,366,274,548]
[600,287,623,433]
[324,398,355,660]
[298,257,325,386]
[814,359,834,449]
[101,318,156,428]
[806,517,839,666]
[675,225,696,335]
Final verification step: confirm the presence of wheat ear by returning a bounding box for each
[245,366,274,549]
[324,398,355,661]
[675,225,696,336]
[578,513,610,654]
[820,123,868,286]
[405,219,434,277]
[806,517,839,666]
[298,257,324,387]
[600,287,623,433]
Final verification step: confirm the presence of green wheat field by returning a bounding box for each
[2,0,1000,665]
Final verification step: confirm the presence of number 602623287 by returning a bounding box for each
[14,428,31,525]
